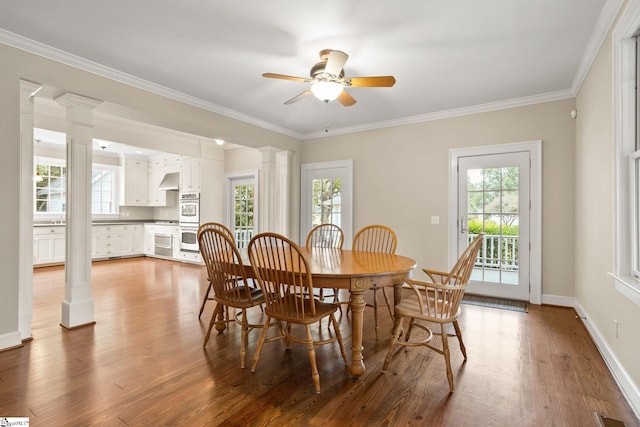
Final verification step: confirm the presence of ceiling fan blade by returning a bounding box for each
[348,76,396,87]
[337,90,357,107]
[263,73,308,83]
[284,89,312,105]
[324,50,349,77]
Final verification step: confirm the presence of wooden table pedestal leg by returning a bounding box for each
[348,288,366,377]
[215,304,226,333]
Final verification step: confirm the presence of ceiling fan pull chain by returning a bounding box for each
[325,100,330,133]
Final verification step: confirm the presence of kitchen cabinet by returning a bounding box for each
[92,224,144,259]
[180,156,201,192]
[133,224,144,254]
[121,157,148,206]
[177,249,203,264]
[143,224,156,255]
[33,226,65,266]
[148,165,168,206]
[148,155,179,206]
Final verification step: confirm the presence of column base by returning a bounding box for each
[61,298,95,329]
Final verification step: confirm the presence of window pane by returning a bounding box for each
[310,177,342,227]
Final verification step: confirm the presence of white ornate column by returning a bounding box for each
[258,146,278,233]
[275,150,292,235]
[55,93,102,329]
[18,80,41,341]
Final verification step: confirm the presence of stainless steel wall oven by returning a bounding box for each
[179,192,200,252]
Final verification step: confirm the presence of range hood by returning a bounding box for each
[158,172,179,191]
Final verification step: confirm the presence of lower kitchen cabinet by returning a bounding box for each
[176,250,203,264]
[33,223,201,266]
[33,226,65,266]
[92,224,144,259]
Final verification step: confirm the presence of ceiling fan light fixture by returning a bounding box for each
[311,81,343,102]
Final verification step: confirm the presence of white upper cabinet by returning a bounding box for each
[148,154,180,206]
[180,157,201,193]
[120,157,148,206]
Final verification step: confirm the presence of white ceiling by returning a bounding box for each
[0,1,618,139]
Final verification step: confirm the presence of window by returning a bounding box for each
[35,158,66,213]
[233,181,255,249]
[92,165,118,214]
[311,177,342,227]
[612,2,640,305]
[34,157,119,215]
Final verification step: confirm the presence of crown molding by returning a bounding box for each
[571,0,625,94]
[0,29,302,140]
[301,89,575,140]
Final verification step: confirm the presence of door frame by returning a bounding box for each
[449,140,542,304]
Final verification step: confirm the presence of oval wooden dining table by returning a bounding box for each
[234,247,416,378]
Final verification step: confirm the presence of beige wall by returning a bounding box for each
[576,12,640,388]
[301,99,577,298]
[224,146,261,173]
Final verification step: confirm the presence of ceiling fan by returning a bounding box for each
[263,49,396,107]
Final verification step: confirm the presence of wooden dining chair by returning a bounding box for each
[382,233,484,392]
[199,227,264,368]
[197,222,235,319]
[248,232,348,394]
[352,224,397,337]
[305,224,345,306]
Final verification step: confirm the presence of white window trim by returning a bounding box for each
[611,0,640,306]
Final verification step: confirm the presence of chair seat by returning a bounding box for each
[265,297,339,325]
[394,297,462,323]
[214,286,264,308]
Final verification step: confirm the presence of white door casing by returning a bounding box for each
[449,141,542,304]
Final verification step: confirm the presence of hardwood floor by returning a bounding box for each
[1,257,638,426]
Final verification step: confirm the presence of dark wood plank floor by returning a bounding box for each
[1,257,637,426]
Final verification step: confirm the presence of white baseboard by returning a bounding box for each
[574,301,640,419]
[0,330,23,351]
[540,293,575,307]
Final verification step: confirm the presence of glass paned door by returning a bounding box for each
[301,160,353,247]
[458,152,530,300]
[230,176,255,249]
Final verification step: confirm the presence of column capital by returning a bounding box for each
[55,92,102,110]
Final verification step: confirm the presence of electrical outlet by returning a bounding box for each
[614,320,619,339]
